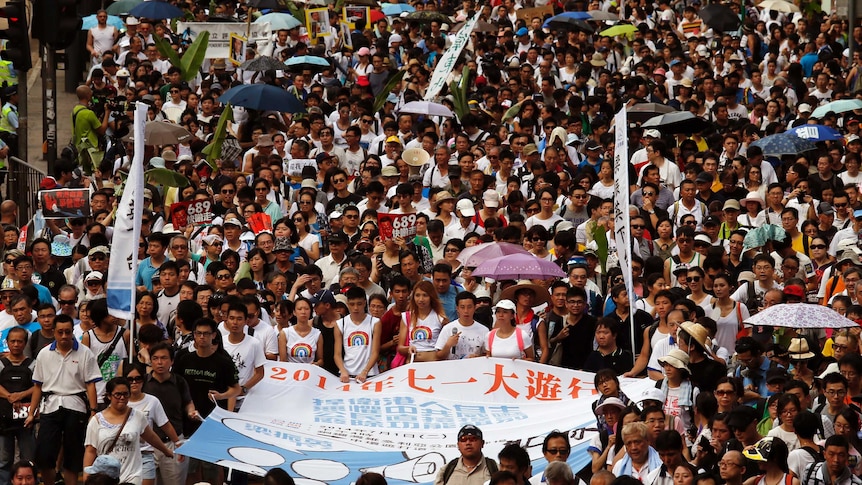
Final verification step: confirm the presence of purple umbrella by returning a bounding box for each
[457,242,530,268]
[472,253,566,280]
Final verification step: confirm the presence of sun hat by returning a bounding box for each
[657,348,690,373]
[594,397,626,415]
[787,337,815,360]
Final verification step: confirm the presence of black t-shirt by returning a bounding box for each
[172,349,238,435]
[34,267,66,298]
[326,193,363,214]
[143,372,193,439]
[689,357,727,393]
[550,314,596,370]
[582,348,634,374]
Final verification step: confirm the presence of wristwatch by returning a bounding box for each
[241,386,248,395]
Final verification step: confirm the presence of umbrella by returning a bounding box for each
[255,12,303,30]
[699,4,741,32]
[218,84,306,113]
[757,0,800,12]
[404,11,450,23]
[369,10,387,23]
[247,0,293,8]
[283,55,331,72]
[785,124,843,142]
[599,24,638,37]
[452,19,497,33]
[745,303,858,329]
[346,0,381,6]
[81,14,125,30]
[122,121,193,145]
[105,0,143,15]
[626,103,677,123]
[457,242,531,268]
[398,101,455,118]
[750,132,818,157]
[641,111,710,134]
[240,56,288,71]
[382,3,415,16]
[543,13,594,33]
[128,0,184,20]
[742,224,787,252]
[588,10,621,20]
[811,99,862,119]
[473,253,566,280]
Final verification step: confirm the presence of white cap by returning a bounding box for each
[482,189,500,208]
[493,299,516,312]
[126,16,140,25]
[389,34,403,46]
[798,103,812,113]
[643,129,661,138]
[456,199,476,217]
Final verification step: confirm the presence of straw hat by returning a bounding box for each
[500,281,550,306]
[678,321,710,353]
[788,337,815,360]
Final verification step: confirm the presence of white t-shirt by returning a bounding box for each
[485,328,531,359]
[247,320,279,358]
[85,409,149,485]
[127,394,169,452]
[403,311,444,353]
[221,334,266,387]
[338,314,379,376]
[282,326,321,364]
[434,321,490,359]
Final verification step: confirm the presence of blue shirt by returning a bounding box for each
[0,321,41,353]
[438,285,459,320]
[735,355,782,402]
[135,257,160,291]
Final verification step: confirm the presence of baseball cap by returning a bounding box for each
[385,135,402,145]
[819,201,835,215]
[702,215,720,226]
[86,271,105,282]
[585,140,601,151]
[723,199,740,211]
[357,47,371,56]
[203,234,223,246]
[85,455,121,479]
[783,285,805,299]
[315,152,334,164]
[516,27,529,36]
[695,171,713,184]
[456,199,476,217]
[483,189,500,208]
[798,103,812,114]
[257,134,274,147]
[310,289,337,306]
[223,218,243,228]
[458,425,483,441]
[381,166,399,177]
[643,129,661,138]
[88,246,109,257]
[523,143,538,156]
[388,34,402,46]
[493,299,516,312]
[694,234,712,245]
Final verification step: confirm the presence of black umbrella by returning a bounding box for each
[699,4,741,32]
[240,56,288,71]
[544,16,595,33]
[641,111,711,134]
[247,0,292,8]
[404,11,451,24]
[626,103,677,124]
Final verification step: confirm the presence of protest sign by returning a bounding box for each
[171,199,215,229]
[306,8,331,40]
[287,159,317,181]
[378,213,417,240]
[229,34,247,66]
[177,22,273,59]
[343,6,369,30]
[425,10,480,101]
[515,5,554,23]
[40,188,91,219]
[247,213,273,235]
[178,360,653,483]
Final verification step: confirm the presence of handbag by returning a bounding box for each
[390,312,410,368]
[548,342,564,367]
[106,408,132,454]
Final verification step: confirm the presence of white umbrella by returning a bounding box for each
[757,0,800,12]
[745,303,858,329]
[398,101,455,118]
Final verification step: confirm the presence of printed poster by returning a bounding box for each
[377,213,417,240]
[171,199,215,228]
[39,188,91,219]
[229,33,247,66]
[306,8,331,40]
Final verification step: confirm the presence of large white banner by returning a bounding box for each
[424,10,480,101]
[177,22,274,59]
[613,108,636,356]
[106,103,145,321]
[178,360,653,483]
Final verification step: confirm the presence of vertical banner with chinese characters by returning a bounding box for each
[424,10,480,101]
[178,360,653,482]
[107,102,146,322]
[613,107,636,362]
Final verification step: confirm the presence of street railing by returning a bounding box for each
[8,156,47,228]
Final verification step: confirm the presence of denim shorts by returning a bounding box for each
[141,452,156,480]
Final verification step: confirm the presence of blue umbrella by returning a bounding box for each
[255,12,302,31]
[543,11,592,29]
[785,124,843,142]
[128,0,184,20]
[382,3,415,15]
[283,55,330,72]
[219,84,306,114]
[81,14,125,30]
[811,99,862,119]
[750,132,818,157]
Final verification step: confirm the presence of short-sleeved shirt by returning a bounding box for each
[72,105,101,149]
[32,340,102,414]
[172,349,238,434]
[143,372,192,439]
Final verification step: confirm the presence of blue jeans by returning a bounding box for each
[0,426,35,485]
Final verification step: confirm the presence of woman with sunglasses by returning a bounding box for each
[441,240,465,278]
[525,226,552,261]
[124,364,182,485]
[84,377,174,485]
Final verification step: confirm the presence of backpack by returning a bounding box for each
[488,328,525,357]
[745,282,761,316]
[0,357,33,429]
[441,457,498,484]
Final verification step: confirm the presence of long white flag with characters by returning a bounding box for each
[178,360,653,483]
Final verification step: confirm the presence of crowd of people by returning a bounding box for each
[4,0,862,484]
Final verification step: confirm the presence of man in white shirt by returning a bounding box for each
[242,296,278,360]
[316,234,350,287]
[434,293,489,360]
[220,303,265,410]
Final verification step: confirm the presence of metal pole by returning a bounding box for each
[850,0,857,70]
[15,67,26,164]
[42,43,57,174]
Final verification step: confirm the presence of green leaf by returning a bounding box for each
[180,31,211,82]
[153,33,181,68]
[591,223,608,274]
[202,102,235,170]
[146,168,190,188]
[373,70,406,113]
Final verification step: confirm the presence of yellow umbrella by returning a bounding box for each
[599,24,638,37]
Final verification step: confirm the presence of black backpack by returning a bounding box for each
[0,357,33,429]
